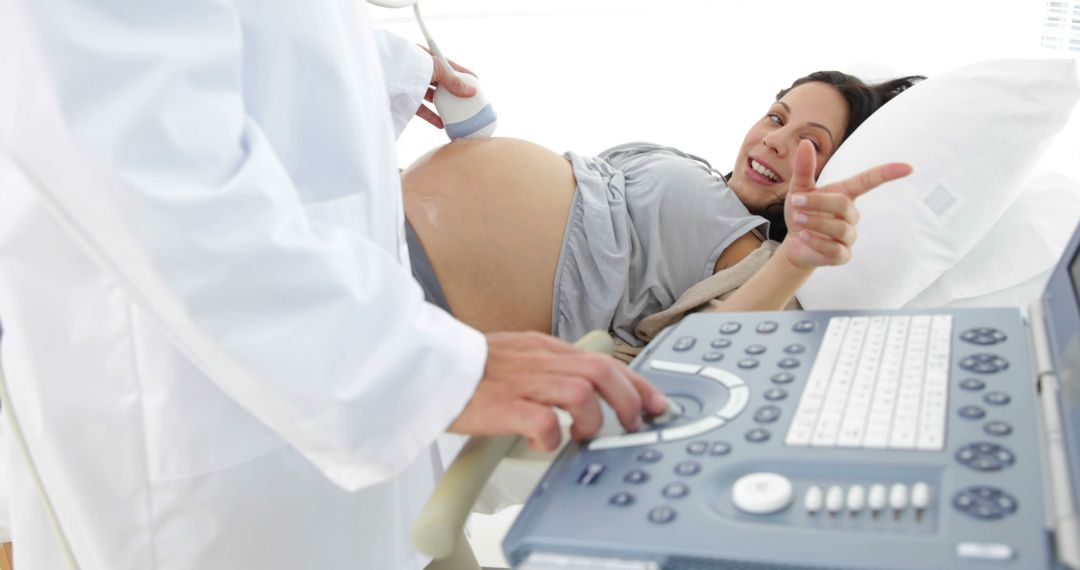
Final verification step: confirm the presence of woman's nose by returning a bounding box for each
[762,130,792,157]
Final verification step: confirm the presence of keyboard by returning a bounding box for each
[786,315,952,450]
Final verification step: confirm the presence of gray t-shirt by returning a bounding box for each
[552,142,768,346]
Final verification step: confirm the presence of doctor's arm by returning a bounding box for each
[12,0,493,491]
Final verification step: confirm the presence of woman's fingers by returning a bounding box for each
[797,229,852,265]
[833,162,914,198]
[790,193,859,222]
[788,140,818,195]
[791,214,857,246]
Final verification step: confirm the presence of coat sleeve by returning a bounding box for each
[375,29,434,139]
[8,0,486,491]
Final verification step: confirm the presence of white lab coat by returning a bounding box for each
[0,0,487,568]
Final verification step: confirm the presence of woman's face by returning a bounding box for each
[728,81,849,212]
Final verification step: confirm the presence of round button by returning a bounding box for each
[960,378,986,391]
[709,441,732,456]
[610,492,635,507]
[720,322,742,335]
[784,344,806,354]
[771,372,795,385]
[753,405,782,424]
[745,344,767,355]
[764,388,788,401]
[674,461,701,476]
[672,336,697,352]
[636,449,663,463]
[984,421,1013,437]
[793,320,816,333]
[953,486,1018,521]
[710,338,732,349]
[745,428,771,443]
[663,482,690,499]
[624,470,649,484]
[686,441,708,455]
[738,358,760,370]
[648,505,677,524]
[984,391,1011,406]
[756,321,779,334]
[959,405,986,420]
[731,472,794,515]
[777,357,801,369]
[702,351,724,362]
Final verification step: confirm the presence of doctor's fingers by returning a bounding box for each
[430,56,477,98]
[526,360,641,437]
[415,102,444,129]
[831,162,914,199]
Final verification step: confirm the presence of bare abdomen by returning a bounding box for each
[401,138,577,333]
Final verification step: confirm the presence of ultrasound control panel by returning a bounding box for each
[502,310,1052,570]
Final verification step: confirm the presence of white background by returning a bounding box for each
[370,0,1077,176]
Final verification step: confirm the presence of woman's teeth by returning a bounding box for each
[751,159,780,183]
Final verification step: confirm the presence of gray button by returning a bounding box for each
[745,344,767,355]
[793,320,816,333]
[984,391,1010,406]
[636,449,663,463]
[745,428,771,443]
[709,441,732,456]
[956,542,1015,562]
[777,357,801,369]
[609,492,635,507]
[663,482,690,499]
[624,470,649,484]
[984,421,1012,437]
[685,441,708,455]
[648,505,677,524]
[710,338,732,349]
[764,388,788,401]
[771,372,795,384]
[959,378,985,391]
[578,463,606,486]
[756,321,779,334]
[672,336,697,352]
[754,405,781,423]
[959,405,986,420]
[784,344,806,354]
[674,461,701,476]
[702,351,724,362]
[738,358,759,369]
[720,322,742,335]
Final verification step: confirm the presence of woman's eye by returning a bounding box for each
[767,113,783,125]
[803,137,822,152]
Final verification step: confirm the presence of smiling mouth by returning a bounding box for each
[747,158,782,184]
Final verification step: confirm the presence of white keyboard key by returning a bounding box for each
[890,483,909,513]
[804,486,824,514]
[847,485,866,514]
[825,486,844,515]
[868,484,887,514]
[912,482,932,510]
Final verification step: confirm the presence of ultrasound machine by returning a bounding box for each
[501,222,1080,570]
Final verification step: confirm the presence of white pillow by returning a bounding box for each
[796,58,1080,310]
[905,167,1080,308]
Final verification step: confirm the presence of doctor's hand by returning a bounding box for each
[416,51,478,129]
[447,332,669,452]
[780,140,913,271]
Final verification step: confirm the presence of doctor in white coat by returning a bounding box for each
[0,0,668,568]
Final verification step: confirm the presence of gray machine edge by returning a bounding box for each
[1031,300,1080,569]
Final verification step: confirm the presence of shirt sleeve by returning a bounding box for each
[10,0,486,491]
[374,29,433,139]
